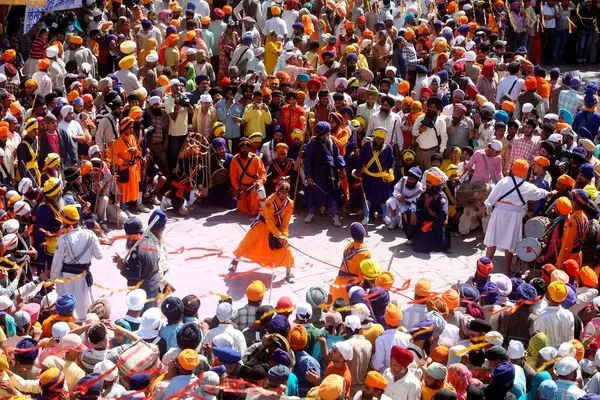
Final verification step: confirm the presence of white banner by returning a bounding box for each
[24,0,82,33]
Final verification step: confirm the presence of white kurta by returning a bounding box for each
[483,176,548,252]
[50,227,103,321]
[386,177,424,225]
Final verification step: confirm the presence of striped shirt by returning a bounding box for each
[79,345,125,373]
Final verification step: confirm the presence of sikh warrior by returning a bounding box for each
[230,137,268,217]
[330,222,371,302]
[229,179,295,283]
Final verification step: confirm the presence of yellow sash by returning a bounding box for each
[362,143,394,181]
[19,140,41,185]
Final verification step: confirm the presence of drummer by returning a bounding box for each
[555,189,590,269]
[536,197,572,266]
[543,174,575,217]
[529,156,552,217]
[457,140,503,236]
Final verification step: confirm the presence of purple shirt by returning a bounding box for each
[465,150,503,184]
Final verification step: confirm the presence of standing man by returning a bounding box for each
[411,171,451,253]
[35,177,65,272]
[114,211,170,310]
[50,205,103,321]
[412,97,447,170]
[165,79,193,170]
[484,160,550,271]
[230,137,267,217]
[555,189,590,268]
[358,127,395,225]
[17,118,40,185]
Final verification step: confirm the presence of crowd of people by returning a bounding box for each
[3,0,600,397]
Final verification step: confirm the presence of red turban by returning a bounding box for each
[466,83,479,98]
[420,87,433,98]
[391,345,414,368]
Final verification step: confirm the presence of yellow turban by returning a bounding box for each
[119,54,136,70]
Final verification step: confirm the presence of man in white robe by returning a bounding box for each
[483,159,550,271]
[384,167,424,229]
[51,205,103,321]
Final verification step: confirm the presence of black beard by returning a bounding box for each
[452,116,462,126]
[380,108,390,118]
[240,150,250,158]
[324,61,334,67]
[406,181,416,189]
[426,110,437,118]
[373,142,383,151]
[151,108,161,116]
[112,110,121,118]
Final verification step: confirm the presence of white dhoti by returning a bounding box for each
[56,274,93,321]
[483,203,525,252]
[386,197,414,226]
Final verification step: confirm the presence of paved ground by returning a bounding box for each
[91,204,497,320]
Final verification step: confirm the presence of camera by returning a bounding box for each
[178,94,191,107]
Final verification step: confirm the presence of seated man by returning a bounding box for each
[384,167,424,230]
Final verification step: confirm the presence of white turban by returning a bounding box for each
[333,341,354,361]
[2,219,18,234]
[126,289,147,311]
[335,77,348,89]
[60,105,74,118]
[18,177,32,195]
[94,359,119,381]
[149,96,162,106]
[212,332,234,348]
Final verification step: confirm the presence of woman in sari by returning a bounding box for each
[448,363,483,400]
[217,22,238,84]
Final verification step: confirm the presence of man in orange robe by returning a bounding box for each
[281,92,306,143]
[330,222,371,302]
[229,179,295,282]
[330,112,351,202]
[556,189,590,269]
[106,117,142,212]
[230,137,267,217]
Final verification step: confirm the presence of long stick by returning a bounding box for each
[387,245,398,272]
[123,215,160,263]
[292,159,302,205]
[268,267,275,303]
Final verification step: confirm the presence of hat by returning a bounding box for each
[426,362,448,380]
[178,349,200,370]
[415,278,432,297]
[507,340,525,359]
[246,280,266,302]
[350,222,366,242]
[491,362,515,383]
[212,346,241,364]
[56,294,76,316]
[548,281,568,303]
[288,324,307,351]
[581,266,598,288]
[216,302,234,323]
[391,345,414,367]
[555,356,579,376]
[333,341,354,361]
[365,371,387,390]
[126,289,147,311]
[360,259,381,281]
[319,375,345,400]
[385,304,402,327]
[94,359,118,381]
[296,302,312,322]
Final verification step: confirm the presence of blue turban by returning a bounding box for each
[495,110,509,122]
[437,70,448,83]
[268,365,290,384]
[561,283,577,308]
[166,25,177,35]
[56,293,76,316]
[407,167,423,181]
[572,188,590,207]
[274,124,285,134]
[516,283,537,301]
[405,12,415,22]
[340,106,354,117]
[76,373,104,397]
[129,373,151,390]
[213,346,242,364]
[15,338,38,364]
[459,283,480,302]
[508,277,523,301]
[124,217,143,235]
[416,65,428,75]
[104,34,117,47]
[579,127,593,140]
[585,81,598,95]
[584,92,597,108]
[426,311,446,336]
[297,73,310,82]
[241,32,253,45]
[368,287,389,325]
[348,53,358,62]
[374,22,385,30]
[550,67,560,79]
[580,163,594,180]
[72,97,84,106]
[268,314,290,337]
[516,46,528,54]
[558,108,574,125]
[322,50,334,59]
[185,8,194,15]
[491,362,515,384]
[473,37,481,45]
[433,20,442,30]
[213,137,227,149]
[316,121,331,137]
[350,286,369,306]
[292,22,304,30]
[149,209,168,230]
[482,281,500,305]
[350,222,366,242]
[570,75,582,90]
[271,348,292,367]
[539,380,558,400]
[409,320,434,340]
[141,19,152,29]
[211,365,227,376]
[457,24,470,35]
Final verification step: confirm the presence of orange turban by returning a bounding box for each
[375,271,394,290]
[82,94,94,103]
[557,174,575,188]
[442,289,460,310]
[38,58,50,70]
[398,81,410,94]
[533,156,550,168]
[426,171,442,186]
[569,339,585,361]
[223,5,232,14]
[511,159,529,178]
[128,106,143,120]
[431,346,450,365]
[580,266,598,288]
[70,35,83,45]
[365,371,387,390]
[170,19,181,27]
[555,197,572,216]
[502,100,515,113]
[1,50,15,62]
[67,90,80,104]
[297,90,306,100]
[79,160,92,176]
[25,79,38,90]
[167,34,179,46]
[288,325,307,351]
[9,102,22,116]
[184,30,196,41]
[405,28,415,41]
[415,278,432,297]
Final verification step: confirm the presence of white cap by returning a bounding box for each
[465,40,476,50]
[146,53,159,63]
[385,66,397,74]
[59,333,84,351]
[126,289,147,311]
[94,359,119,381]
[60,105,73,118]
[593,296,600,312]
[465,51,476,62]
[555,356,579,376]
[581,358,596,374]
[557,342,576,357]
[13,200,30,217]
[41,291,58,309]
[548,133,563,143]
[149,96,162,106]
[560,128,574,138]
[344,315,361,331]
[507,340,525,359]
[522,103,534,113]
[88,145,100,157]
[2,234,17,250]
[333,341,354,361]
[485,331,503,347]
[490,139,503,152]
[482,101,496,112]
[216,302,234,322]
[545,113,558,122]
[91,8,102,16]
[0,74,6,83]
[539,346,558,361]
[0,295,12,311]
[296,302,312,321]
[212,332,234,347]
[184,48,197,56]
[4,190,17,200]
[169,78,181,87]
[51,321,71,339]
[86,0,96,5]
[351,303,373,322]
[17,178,32,195]
[2,219,18,234]
[463,3,473,9]
[200,94,212,103]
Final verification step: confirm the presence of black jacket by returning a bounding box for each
[37,129,78,170]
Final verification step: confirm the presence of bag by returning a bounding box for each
[117,339,161,389]
[117,168,130,183]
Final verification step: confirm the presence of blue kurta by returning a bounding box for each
[304,137,346,208]
[412,187,451,253]
[34,202,62,271]
[358,141,395,206]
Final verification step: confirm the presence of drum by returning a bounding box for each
[456,182,493,207]
[524,216,551,239]
[517,237,542,263]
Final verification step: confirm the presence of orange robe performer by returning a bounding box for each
[330,222,371,302]
[330,112,351,201]
[106,117,141,204]
[556,189,590,269]
[229,179,296,283]
[230,137,267,217]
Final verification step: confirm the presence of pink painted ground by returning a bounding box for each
[90,205,500,320]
